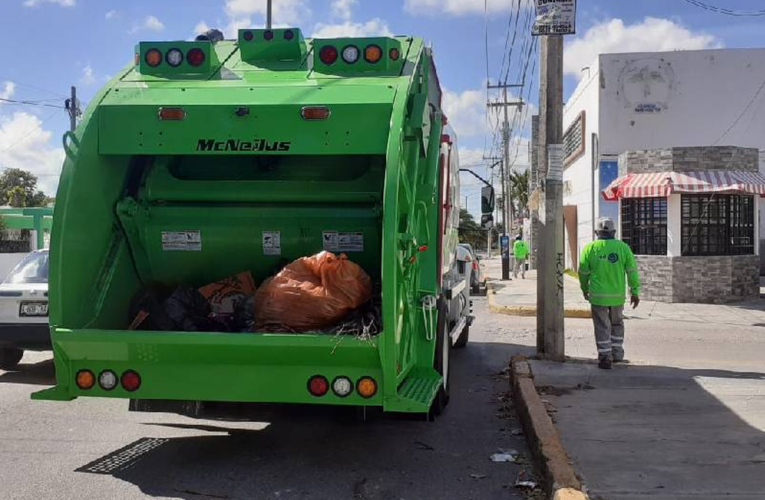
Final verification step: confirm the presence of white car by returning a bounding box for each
[0,250,50,370]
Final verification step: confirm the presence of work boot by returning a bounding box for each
[598,356,613,370]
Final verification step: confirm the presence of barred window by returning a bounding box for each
[681,194,754,256]
[621,198,668,255]
[563,111,585,167]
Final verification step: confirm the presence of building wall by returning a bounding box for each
[562,58,601,268]
[618,146,760,174]
[564,48,765,270]
[636,255,760,303]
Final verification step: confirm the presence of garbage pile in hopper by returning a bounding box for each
[128,251,380,337]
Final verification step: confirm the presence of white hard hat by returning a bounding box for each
[596,217,615,233]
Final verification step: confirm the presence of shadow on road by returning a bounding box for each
[0,357,55,386]
[533,359,765,499]
[71,341,534,500]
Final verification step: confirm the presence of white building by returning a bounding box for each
[561,48,765,269]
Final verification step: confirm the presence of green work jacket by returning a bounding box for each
[513,240,529,260]
[579,238,640,307]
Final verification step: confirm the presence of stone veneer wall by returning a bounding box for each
[635,254,759,303]
[618,146,759,175]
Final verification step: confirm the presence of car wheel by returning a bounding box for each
[429,298,451,420]
[0,348,24,370]
[453,323,469,349]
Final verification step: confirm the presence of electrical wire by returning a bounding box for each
[0,97,66,110]
[0,108,64,155]
[713,77,765,145]
[682,0,765,17]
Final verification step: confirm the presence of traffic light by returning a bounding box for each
[481,186,495,214]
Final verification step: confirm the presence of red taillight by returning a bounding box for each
[187,48,206,67]
[441,133,452,144]
[301,106,330,120]
[308,375,329,397]
[243,30,254,41]
[319,45,338,65]
[158,107,186,121]
[473,261,479,270]
[121,370,141,392]
[389,47,400,61]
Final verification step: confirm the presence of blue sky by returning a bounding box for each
[1,0,764,215]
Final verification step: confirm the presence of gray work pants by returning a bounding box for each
[591,305,625,361]
[513,258,525,278]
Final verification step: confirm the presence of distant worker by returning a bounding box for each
[578,217,640,370]
[512,235,529,279]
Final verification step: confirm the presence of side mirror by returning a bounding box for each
[481,186,495,214]
[481,214,494,230]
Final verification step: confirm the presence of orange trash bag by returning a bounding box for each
[254,251,373,331]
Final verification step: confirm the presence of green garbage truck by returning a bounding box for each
[33,27,485,417]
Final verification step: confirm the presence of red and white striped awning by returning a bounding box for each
[602,170,765,200]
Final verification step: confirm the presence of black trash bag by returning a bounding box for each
[129,286,230,332]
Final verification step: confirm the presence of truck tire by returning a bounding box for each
[453,323,469,349]
[0,348,23,370]
[429,298,451,420]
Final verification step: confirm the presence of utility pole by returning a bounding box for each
[487,83,523,280]
[64,86,80,132]
[536,34,565,360]
[266,0,273,29]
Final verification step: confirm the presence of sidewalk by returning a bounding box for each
[482,255,765,325]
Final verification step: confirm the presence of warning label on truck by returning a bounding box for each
[162,231,202,251]
[322,231,364,252]
[262,231,281,256]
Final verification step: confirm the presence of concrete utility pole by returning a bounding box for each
[487,83,524,280]
[64,86,80,132]
[266,0,273,29]
[536,35,565,360]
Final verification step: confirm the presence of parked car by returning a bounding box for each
[0,250,49,370]
[458,243,486,294]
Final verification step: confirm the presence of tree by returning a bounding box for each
[0,168,47,207]
[509,170,530,219]
[459,208,485,251]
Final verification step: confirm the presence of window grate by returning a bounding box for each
[681,194,754,256]
[621,197,668,255]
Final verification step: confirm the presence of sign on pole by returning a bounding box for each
[532,0,576,36]
[547,144,564,181]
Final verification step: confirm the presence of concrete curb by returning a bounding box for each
[487,282,592,319]
[510,355,589,500]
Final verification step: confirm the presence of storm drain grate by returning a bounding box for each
[76,437,169,475]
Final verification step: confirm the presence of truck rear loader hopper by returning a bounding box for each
[33,28,476,417]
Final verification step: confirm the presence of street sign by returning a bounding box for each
[481,214,494,230]
[532,0,576,36]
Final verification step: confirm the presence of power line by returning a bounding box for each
[713,77,765,144]
[682,0,765,17]
[0,97,66,110]
[0,107,63,155]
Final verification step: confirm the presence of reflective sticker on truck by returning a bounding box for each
[161,231,202,251]
[262,231,281,256]
[322,231,364,252]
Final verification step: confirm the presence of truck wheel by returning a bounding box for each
[453,323,469,349]
[0,348,23,370]
[429,299,451,420]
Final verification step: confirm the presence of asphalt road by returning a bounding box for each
[0,296,536,500]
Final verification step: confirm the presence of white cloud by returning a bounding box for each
[143,15,165,32]
[405,0,514,16]
[79,65,95,86]
[131,15,165,34]
[225,0,310,25]
[0,82,15,102]
[194,20,212,36]
[443,87,489,139]
[565,17,722,78]
[0,112,65,195]
[331,0,356,22]
[105,9,118,19]
[312,18,392,39]
[23,0,75,7]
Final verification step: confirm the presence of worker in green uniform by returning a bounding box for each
[512,235,529,279]
[579,217,640,370]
